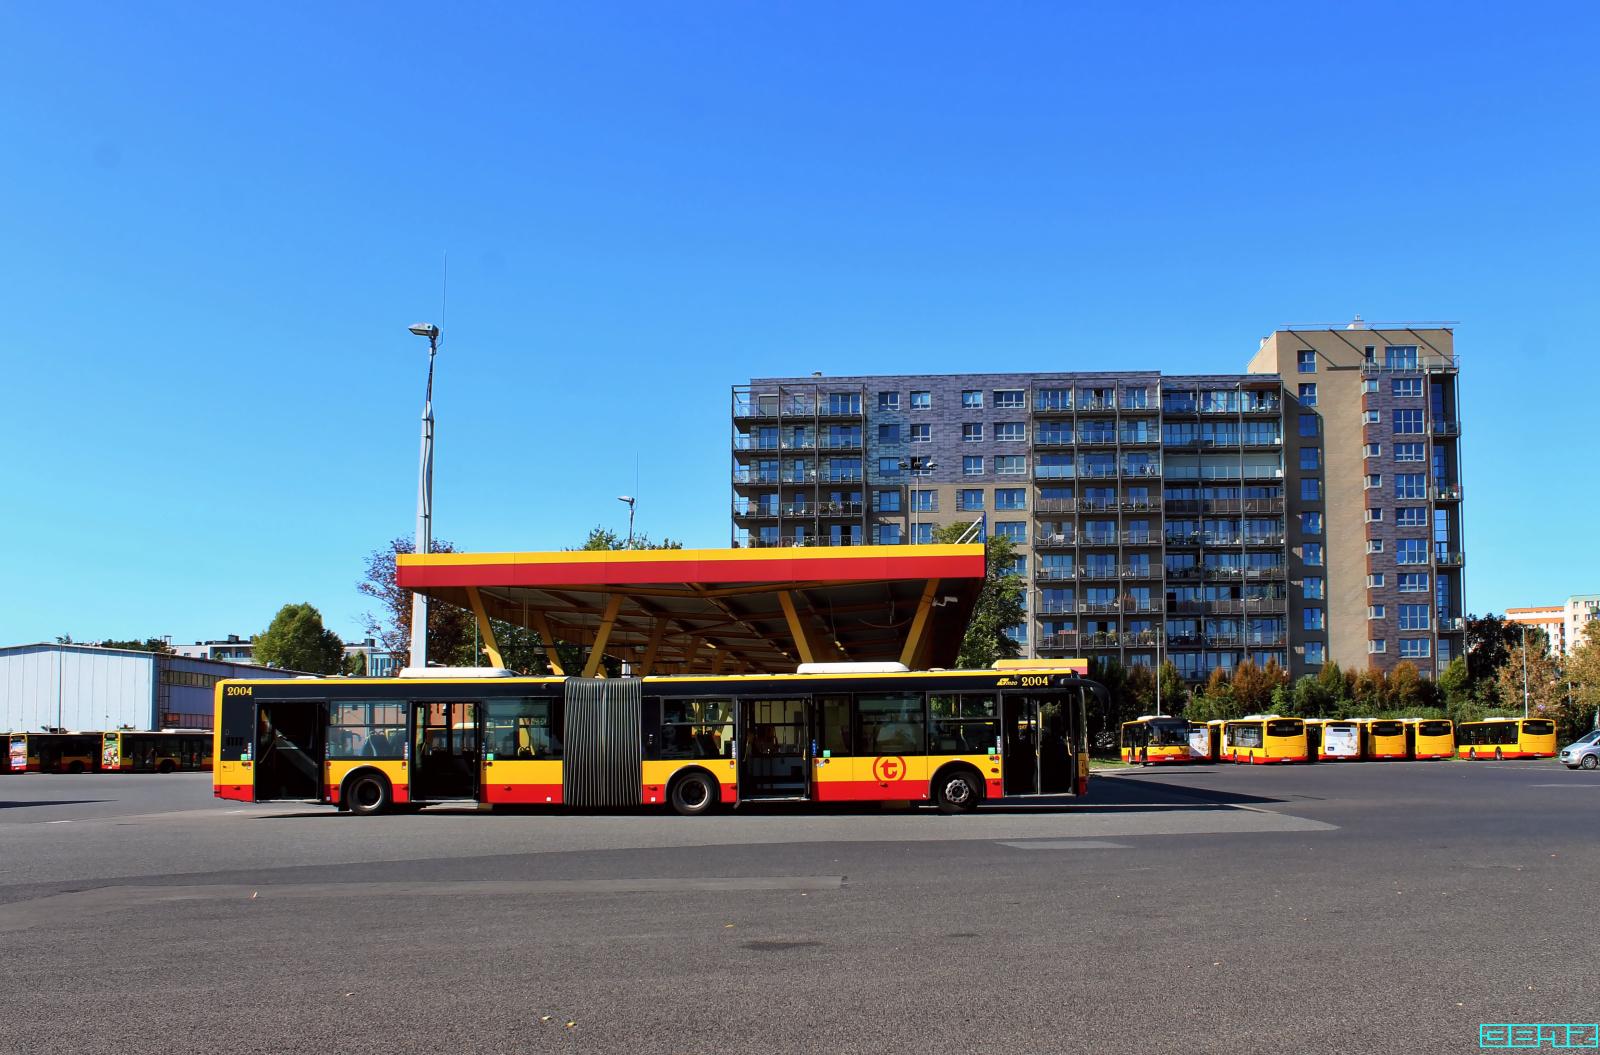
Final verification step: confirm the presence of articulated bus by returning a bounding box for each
[1405,718,1455,760]
[1221,715,1308,764]
[1456,718,1558,760]
[1358,719,1408,760]
[212,663,1106,816]
[102,731,214,773]
[1305,719,1361,762]
[7,732,101,773]
[1120,716,1193,765]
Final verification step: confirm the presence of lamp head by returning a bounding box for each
[618,495,635,504]
[408,323,440,339]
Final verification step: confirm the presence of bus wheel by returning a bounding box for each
[345,773,392,816]
[933,769,982,814]
[1468,749,1476,760]
[158,760,175,774]
[669,771,719,817]
[68,760,84,774]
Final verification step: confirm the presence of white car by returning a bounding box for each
[1559,729,1600,770]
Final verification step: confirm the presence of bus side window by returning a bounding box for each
[818,695,852,757]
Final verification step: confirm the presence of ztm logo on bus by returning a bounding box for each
[872,756,905,783]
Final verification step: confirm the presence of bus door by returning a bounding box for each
[737,697,811,801]
[1001,692,1078,795]
[255,702,326,800]
[412,702,481,802]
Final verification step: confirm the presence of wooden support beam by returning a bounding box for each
[465,587,505,669]
[582,593,626,678]
[529,611,564,676]
[680,636,703,674]
[640,617,669,676]
[776,591,814,665]
[710,648,727,675]
[899,579,940,670]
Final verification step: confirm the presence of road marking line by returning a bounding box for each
[997,840,1131,850]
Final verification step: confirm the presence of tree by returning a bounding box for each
[573,526,684,551]
[933,524,1025,669]
[357,536,474,671]
[253,603,346,674]
[1317,660,1349,704]
[92,637,173,654]
[1185,667,1239,722]
[344,651,367,677]
[1157,660,1189,716]
[1388,661,1441,713]
[1466,614,1521,705]
[1565,619,1600,737]
[1290,674,1335,718]
[1438,656,1472,709]
[1231,660,1284,716]
[1493,633,1565,723]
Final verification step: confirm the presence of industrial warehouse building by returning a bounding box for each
[0,643,299,733]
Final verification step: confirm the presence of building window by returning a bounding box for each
[962,423,983,442]
[878,457,901,477]
[1003,624,1027,644]
[995,521,1026,543]
[1365,474,1382,489]
[1368,605,1386,620]
[1036,388,1071,411]
[1300,447,1320,471]
[1302,543,1323,565]
[910,424,931,443]
[912,523,934,545]
[995,422,1026,442]
[1304,576,1324,599]
[878,392,900,411]
[1304,641,1325,665]
[1366,508,1383,522]
[878,424,901,444]
[994,389,1025,409]
[962,457,984,476]
[1297,350,1316,373]
[1304,608,1324,630]
[1364,443,1381,458]
[1299,383,1317,406]
[962,390,983,409]
[1003,556,1026,577]
[1299,414,1318,437]
[995,456,1026,475]
[1396,539,1427,564]
[1394,409,1425,434]
[1300,512,1322,535]
[1396,507,1426,527]
[912,490,937,512]
[1363,379,1379,394]
[1399,604,1430,631]
[1394,474,1426,499]
[874,490,900,512]
[1399,638,1431,658]
[1394,442,1425,462]
[1369,639,1388,654]
[957,489,984,511]
[1393,378,1423,397]
[1367,573,1385,588]
[995,488,1026,510]
[1367,539,1384,553]
[1398,573,1428,592]
[1385,346,1419,370]
[910,391,931,409]
[1301,478,1321,501]
[1363,410,1381,425]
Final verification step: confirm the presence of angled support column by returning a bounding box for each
[529,610,565,676]
[465,587,504,669]
[582,593,626,678]
[899,578,940,670]
[777,591,815,665]
[680,636,703,674]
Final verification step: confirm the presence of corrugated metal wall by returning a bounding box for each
[562,678,643,807]
[0,646,155,733]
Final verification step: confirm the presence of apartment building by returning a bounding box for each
[731,322,1466,683]
[1507,595,1600,655]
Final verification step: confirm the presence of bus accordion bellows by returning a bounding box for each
[1120,716,1193,765]
[213,665,1107,816]
[1221,715,1308,764]
[1456,718,1558,760]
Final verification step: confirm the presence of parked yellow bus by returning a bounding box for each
[1120,716,1192,765]
[1205,719,1227,763]
[1457,718,1558,760]
[102,731,214,773]
[213,664,1107,816]
[1305,719,1361,762]
[1405,718,1454,760]
[1222,716,1308,764]
[1357,718,1408,760]
[7,732,101,773]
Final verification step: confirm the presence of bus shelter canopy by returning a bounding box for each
[395,544,988,677]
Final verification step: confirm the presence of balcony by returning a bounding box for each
[1077,565,1120,580]
[1360,353,1458,375]
[1121,531,1153,545]
[1167,599,1288,615]
[1123,564,1158,578]
[733,435,782,451]
[1434,551,1465,567]
[1204,565,1244,580]
[1080,632,1119,648]
[735,505,779,519]
[817,436,864,451]
[1079,397,1116,412]
[1036,567,1076,582]
[816,502,864,517]
[1244,565,1287,580]
[1166,634,1206,648]
[1123,630,1161,647]
[1438,617,1465,632]
[819,469,863,484]
[1034,465,1076,480]
[1035,433,1074,448]
[1080,532,1117,546]
[734,470,783,485]
[1077,431,1118,446]
[1206,633,1242,647]
[1241,397,1281,415]
[1243,535,1286,547]
[1078,465,1119,479]
[779,502,814,516]
[1079,601,1124,615]
[1162,396,1198,415]
[1122,462,1162,478]
[1119,395,1153,411]
[1118,430,1158,446]
[1037,632,1078,650]
[1245,633,1288,647]
[1035,498,1075,514]
[781,435,816,451]
[1165,531,1201,547]
[1431,484,1463,502]
[1122,498,1155,512]
[1035,532,1076,549]
[1431,421,1461,438]
[1037,602,1076,616]
[1163,498,1285,515]
[1241,435,1283,448]
[1165,565,1202,581]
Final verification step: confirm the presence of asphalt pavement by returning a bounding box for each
[0,760,1595,1054]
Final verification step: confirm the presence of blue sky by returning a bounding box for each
[2,2,1596,646]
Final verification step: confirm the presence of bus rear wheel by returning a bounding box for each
[933,769,981,814]
[67,760,84,774]
[157,759,175,774]
[669,771,718,816]
[345,773,392,816]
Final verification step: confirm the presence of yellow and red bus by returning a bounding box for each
[7,732,101,773]
[102,730,214,773]
[1222,715,1308,764]
[1305,719,1361,762]
[1404,718,1454,760]
[1120,716,1192,765]
[1357,718,1408,760]
[213,663,1106,816]
[1456,718,1558,760]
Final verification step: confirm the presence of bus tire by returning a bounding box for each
[1582,755,1599,770]
[344,771,392,816]
[668,770,719,817]
[158,759,175,774]
[68,760,84,774]
[932,766,983,814]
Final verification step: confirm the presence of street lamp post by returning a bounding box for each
[899,457,937,543]
[618,495,637,547]
[408,323,440,670]
[1522,624,1530,719]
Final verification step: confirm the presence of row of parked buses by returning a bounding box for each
[4,731,214,774]
[1120,715,1560,765]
